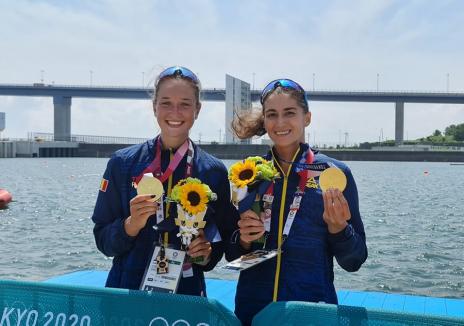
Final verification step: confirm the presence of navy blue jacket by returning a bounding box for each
[92,138,238,296]
[230,143,368,325]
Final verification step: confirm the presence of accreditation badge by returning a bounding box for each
[262,194,273,232]
[223,249,278,272]
[140,246,185,293]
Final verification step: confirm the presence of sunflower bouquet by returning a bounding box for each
[169,177,217,248]
[229,157,279,244]
[229,156,279,210]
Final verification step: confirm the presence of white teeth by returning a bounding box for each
[167,121,182,126]
[275,130,290,135]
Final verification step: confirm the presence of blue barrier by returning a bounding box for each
[0,279,241,326]
[252,301,464,326]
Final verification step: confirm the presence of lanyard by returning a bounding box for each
[134,136,193,185]
[262,148,314,244]
[134,136,194,243]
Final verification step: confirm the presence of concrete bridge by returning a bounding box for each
[1,82,464,145]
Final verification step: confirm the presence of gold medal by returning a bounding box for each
[136,174,164,202]
[319,167,347,192]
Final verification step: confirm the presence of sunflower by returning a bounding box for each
[229,160,258,188]
[171,178,202,202]
[179,183,209,215]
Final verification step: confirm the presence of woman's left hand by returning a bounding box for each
[322,188,351,234]
[188,229,212,262]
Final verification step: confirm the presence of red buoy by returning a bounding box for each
[0,189,12,209]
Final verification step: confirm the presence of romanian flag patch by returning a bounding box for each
[100,178,109,192]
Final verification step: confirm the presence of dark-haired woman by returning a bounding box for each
[230,79,368,324]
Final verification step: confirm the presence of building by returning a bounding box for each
[225,74,251,144]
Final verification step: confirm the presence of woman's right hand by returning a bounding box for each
[238,209,265,250]
[124,194,159,237]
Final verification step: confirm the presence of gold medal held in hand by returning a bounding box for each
[319,167,347,192]
[136,174,164,202]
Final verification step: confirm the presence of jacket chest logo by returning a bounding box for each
[305,177,319,189]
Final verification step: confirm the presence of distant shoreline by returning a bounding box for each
[54,142,464,162]
[2,141,464,161]
[35,143,464,162]
[198,144,464,162]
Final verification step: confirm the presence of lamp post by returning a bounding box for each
[376,73,379,91]
[142,72,145,87]
[312,73,315,91]
[40,70,44,83]
[252,72,255,91]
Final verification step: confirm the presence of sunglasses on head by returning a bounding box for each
[158,66,200,83]
[260,79,307,105]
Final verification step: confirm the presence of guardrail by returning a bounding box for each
[28,132,149,145]
[1,83,463,94]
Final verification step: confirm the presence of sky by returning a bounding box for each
[1,0,464,146]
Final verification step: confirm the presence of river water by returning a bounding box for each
[0,158,463,298]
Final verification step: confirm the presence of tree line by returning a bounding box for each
[357,122,464,149]
[431,123,464,142]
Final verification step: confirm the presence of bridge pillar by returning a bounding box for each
[395,101,404,146]
[53,96,72,141]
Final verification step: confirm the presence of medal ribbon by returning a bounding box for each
[134,136,193,185]
[133,136,194,237]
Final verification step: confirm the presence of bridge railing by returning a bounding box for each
[1,83,463,95]
[28,132,149,144]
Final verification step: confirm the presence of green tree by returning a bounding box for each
[433,129,442,137]
[454,124,464,141]
[445,123,464,141]
[445,124,457,137]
